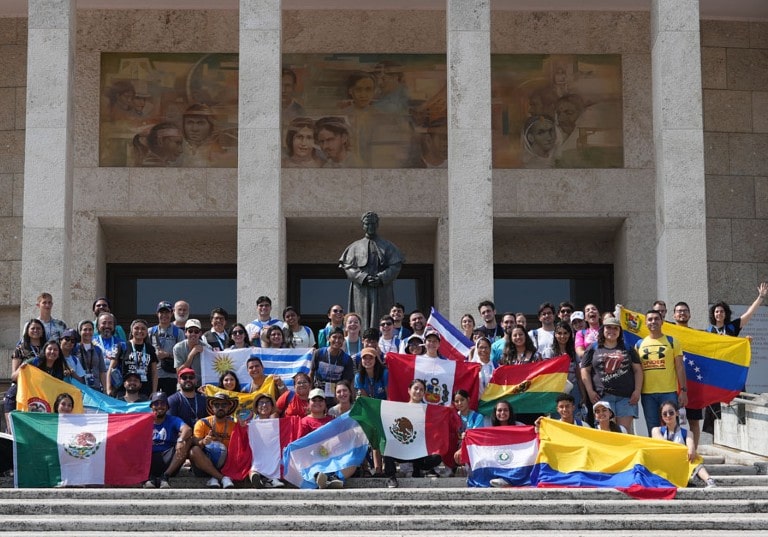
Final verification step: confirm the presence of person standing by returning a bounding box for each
[149,301,186,395]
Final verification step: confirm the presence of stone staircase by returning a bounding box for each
[1,445,767,535]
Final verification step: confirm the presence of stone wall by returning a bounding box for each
[0,17,26,369]
[702,20,768,304]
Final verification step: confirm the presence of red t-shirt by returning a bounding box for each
[299,415,333,437]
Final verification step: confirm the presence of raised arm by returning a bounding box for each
[738,282,768,328]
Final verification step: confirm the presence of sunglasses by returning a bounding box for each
[560,309,572,314]
[380,322,393,326]
[186,329,201,334]
[180,375,196,380]
[211,402,230,408]
[60,337,75,342]
[662,411,677,417]
[231,330,245,336]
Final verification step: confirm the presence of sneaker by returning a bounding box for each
[250,472,264,489]
[158,475,171,489]
[326,475,344,489]
[262,477,284,488]
[386,476,398,489]
[705,478,717,488]
[490,478,510,488]
[206,477,221,488]
[315,472,328,489]
[143,479,157,489]
[424,468,440,478]
[221,476,235,489]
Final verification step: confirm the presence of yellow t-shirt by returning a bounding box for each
[636,335,682,394]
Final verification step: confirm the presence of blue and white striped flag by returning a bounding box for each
[201,347,312,388]
[282,414,369,489]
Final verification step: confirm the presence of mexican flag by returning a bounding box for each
[222,416,302,481]
[479,355,569,415]
[386,353,481,409]
[349,398,459,464]
[11,412,153,488]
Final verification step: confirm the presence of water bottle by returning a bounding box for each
[679,407,688,428]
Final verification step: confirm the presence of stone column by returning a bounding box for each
[446,0,494,320]
[237,0,284,323]
[20,0,75,327]
[651,0,708,320]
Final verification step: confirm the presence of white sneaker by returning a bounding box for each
[142,479,156,489]
[326,475,344,489]
[705,478,717,488]
[262,477,284,488]
[221,476,235,489]
[206,477,221,488]
[490,478,510,488]
[315,472,328,489]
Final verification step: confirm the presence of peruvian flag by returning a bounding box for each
[460,426,538,487]
[222,417,302,481]
[11,412,153,488]
[386,353,481,409]
[426,307,473,361]
[350,398,460,465]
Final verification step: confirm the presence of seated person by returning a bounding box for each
[593,401,627,433]
[167,368,208,428]
[115,372,150,403]
[146,392,192,489]
[189,393,237,488]
[276,372,311,417]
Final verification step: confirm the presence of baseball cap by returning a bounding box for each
[150,392,168,405]
[570,311,585,322]
[309,388,326,400]
[156,301,173,312]
[185,319,202,330]
[177,367,196,379]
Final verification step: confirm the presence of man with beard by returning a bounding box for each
[168,368,207,428]
[116,372,149,403]
[172,300,190,331]
[146,392,192,489]
[92,297,128,341]
[173,319,205,380]
[398,310,427,352]
[94,312,126,389]
[490,313,517,363]
[189,393,236,488]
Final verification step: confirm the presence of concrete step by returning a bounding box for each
[1,497,767,516]
[2,513,768,532]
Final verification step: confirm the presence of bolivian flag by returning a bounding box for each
[478,355,569,416]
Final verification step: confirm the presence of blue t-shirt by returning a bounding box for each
[355,369,389,400]
[152,414,185,452]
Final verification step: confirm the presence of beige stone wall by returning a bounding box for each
[702,20,768,304]
[0,17,26,367]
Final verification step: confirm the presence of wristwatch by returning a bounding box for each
[680,387,687,392]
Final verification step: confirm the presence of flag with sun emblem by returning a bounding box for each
[282,414,369,489]
[201,347,313,388]
[460,425,538,487]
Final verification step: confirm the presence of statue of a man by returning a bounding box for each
[339,212,405,330]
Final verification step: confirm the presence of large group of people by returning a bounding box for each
[5,282,767,489]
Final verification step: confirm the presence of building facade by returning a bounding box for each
[0,1,766,382]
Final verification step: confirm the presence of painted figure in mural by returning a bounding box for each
[315,117,362,168]
[339,212,405,331]
[554,93,586,164]
[106,80,137,122]
[132,122,184,167]
[181,104,234,167]
[343,71,379,167]
[282,117,325,168]
[282,67,306,123]
[415,117,448,168]
[522,115,556,169]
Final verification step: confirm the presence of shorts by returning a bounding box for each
[685,407,703,420]
[602,393,638,419]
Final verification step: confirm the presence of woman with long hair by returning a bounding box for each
[544,321,585,416]
[226,323,252,349]
[592,401,626,433]
[343,313,363,356]
[328,380,355,417]
[12,339,70,383]
[4,319,47,429]
[218,370,242,393]
[108,319,158,397]
[499,325,540,366]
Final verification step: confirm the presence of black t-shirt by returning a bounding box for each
[117,341,158,395]
[581,342,641,398]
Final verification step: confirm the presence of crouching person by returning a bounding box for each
[147,391,192,488]
[189,393,237,488]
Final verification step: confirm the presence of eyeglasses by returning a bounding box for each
[231,330,245,336]
[380,322,393,326]
[180,375,196,380]
[661,411,676,417]
[560,309,572,314]
[186,329,201,334]
[60,337,74,342]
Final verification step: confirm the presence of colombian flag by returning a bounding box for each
[532,418,688,499]
[478,355,569,416]
[16,365,84,413]
[619,307,750,408]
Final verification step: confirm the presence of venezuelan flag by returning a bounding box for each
[532,418,688,499]
[478,355,569,416]
[619,307,750,408]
